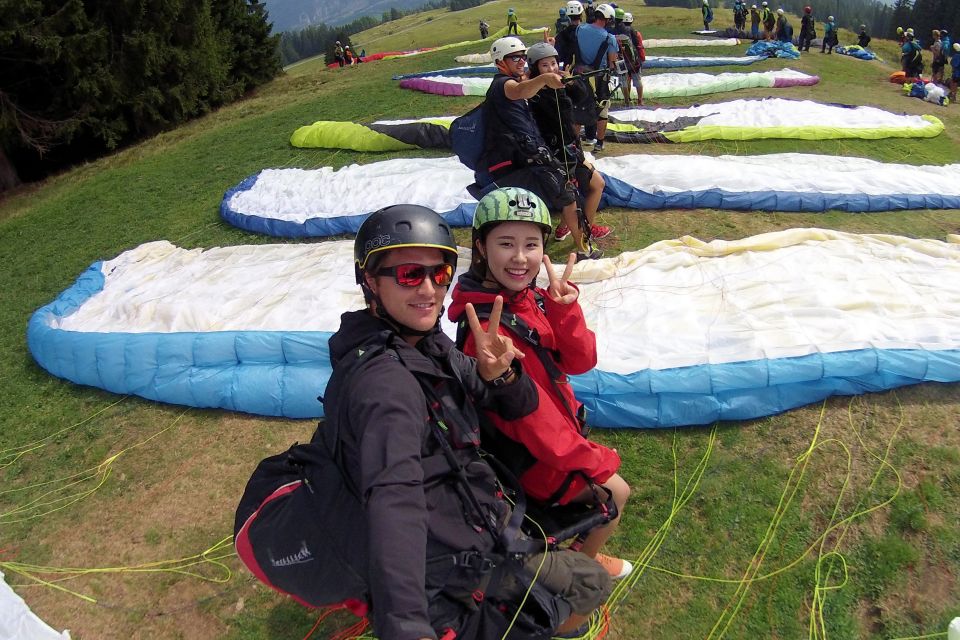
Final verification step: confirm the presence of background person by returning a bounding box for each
[799,6,815,51]
[949,42,960,101]
[526,42,610,243]
[701,0,714,31]
[571,3,620,154]
[821,15,837,53]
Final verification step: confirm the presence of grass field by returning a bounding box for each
[1,1,958,638]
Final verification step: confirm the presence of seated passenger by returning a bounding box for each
[449,187,633,583]
[525,42,610,244]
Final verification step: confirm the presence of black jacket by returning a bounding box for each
[528,83,588,165]
[316,310,538,640]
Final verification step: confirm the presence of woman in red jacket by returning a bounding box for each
[448,186,632,579]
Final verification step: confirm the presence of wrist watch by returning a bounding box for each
[487,363,518,387]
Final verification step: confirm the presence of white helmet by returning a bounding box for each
[777,8,783,14]
[566,0,584,16]
[623,12,634,23]
[594,3,615,20]
[954,42,960,52]
[761,2,768,6]
[829,15,835,21]
[491,36,526,63]
[751,4,757,8]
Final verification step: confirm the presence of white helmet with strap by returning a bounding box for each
[566,0,584,16]
[490,36,526,63]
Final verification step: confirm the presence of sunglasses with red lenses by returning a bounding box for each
[376,263,455,288]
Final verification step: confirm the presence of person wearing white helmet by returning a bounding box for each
[619,12,646,106]
[774,8,792,43]
[760,2,775,40]
[821,14,837,53]
[482,37,593,258]
[750,4,761,40]
[901,27,923,76]
[701,0,713,31]
[569,2,620,153]
[556,1,586,67]
[333,40,345,67]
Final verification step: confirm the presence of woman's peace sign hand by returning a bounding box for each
[465,296,524,382]
[543,253,578,305]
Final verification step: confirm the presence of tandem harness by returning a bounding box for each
[234,333,613,638]
[454,295,616,514]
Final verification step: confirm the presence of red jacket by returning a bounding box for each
[448,275,620,504]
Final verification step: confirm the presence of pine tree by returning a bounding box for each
[0,0,279,188]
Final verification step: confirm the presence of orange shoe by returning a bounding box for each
[594,552,633,579]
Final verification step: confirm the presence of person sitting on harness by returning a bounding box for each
[525,42,610,244]
[481,36,602,261]
[235,205,613,640]
[449,187,633,582]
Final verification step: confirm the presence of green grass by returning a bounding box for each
[1,2,959,638]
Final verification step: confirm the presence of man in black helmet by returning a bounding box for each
[308,205,612,640]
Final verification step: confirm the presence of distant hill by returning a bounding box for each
[263,0,440,32]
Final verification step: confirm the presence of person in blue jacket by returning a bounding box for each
[901,29,923,77]
[821,15,837,53]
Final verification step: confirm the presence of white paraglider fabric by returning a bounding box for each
[28,231,960,427]
[0,570,70,640]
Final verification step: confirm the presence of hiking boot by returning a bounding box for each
[554,223,572,241]
[590,224,612,239]
[575,247,603,262]
[594,552,633,579]
[582,137,597,147]
[592,140,604,153]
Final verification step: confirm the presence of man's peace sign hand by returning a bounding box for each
[465,296,524,382]
[543,253,578,305]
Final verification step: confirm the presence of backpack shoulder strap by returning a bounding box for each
[454,299,583,427]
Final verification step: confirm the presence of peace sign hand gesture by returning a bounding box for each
[465,296,525,382]
[544,253,578,305]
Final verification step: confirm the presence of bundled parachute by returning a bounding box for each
[745,40,801,59]
[835,45,877,60]
[29,231,960,427]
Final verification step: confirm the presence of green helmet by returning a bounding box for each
[473,187,552,235]
[615,7,625,20]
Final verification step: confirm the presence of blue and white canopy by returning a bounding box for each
[29,230,960,427]
[221,152,960,238]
